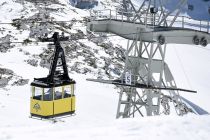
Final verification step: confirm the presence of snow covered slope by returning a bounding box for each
[0,0,210,140]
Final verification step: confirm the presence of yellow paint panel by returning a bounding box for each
[30,96,76,117]
[71,96,76,111]
[54,98,71,115]
[30,98,53,116]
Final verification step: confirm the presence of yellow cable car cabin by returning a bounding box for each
[30,81,76,118]
[30,32,76,118]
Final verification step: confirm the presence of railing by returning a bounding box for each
[90,9,210,33]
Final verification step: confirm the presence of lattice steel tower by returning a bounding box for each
[87,0,210,118]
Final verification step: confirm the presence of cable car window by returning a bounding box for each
[34,87,43,100]
[31,86,35,97]
[64,86,71,98]
[43,88,53,101]
[54,87,62,100]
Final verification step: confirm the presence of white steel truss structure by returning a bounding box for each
[116,0,194,118]
[116,31,191,118]
[121,0,187,27]
[87,0,209,118]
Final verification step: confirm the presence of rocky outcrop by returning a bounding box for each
[0,35,15,53]
[0,67,29,88]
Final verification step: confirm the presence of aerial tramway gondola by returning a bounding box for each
[30,32,76,118]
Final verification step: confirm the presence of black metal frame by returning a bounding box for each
[30,111,76,119]
[86,78,197,93]
[31,32,75,88]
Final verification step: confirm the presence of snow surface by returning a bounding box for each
[0,0,210,140]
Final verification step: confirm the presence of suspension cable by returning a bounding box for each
[173,46,193,90]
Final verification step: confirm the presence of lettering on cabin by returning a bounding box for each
[33,103,41,112]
